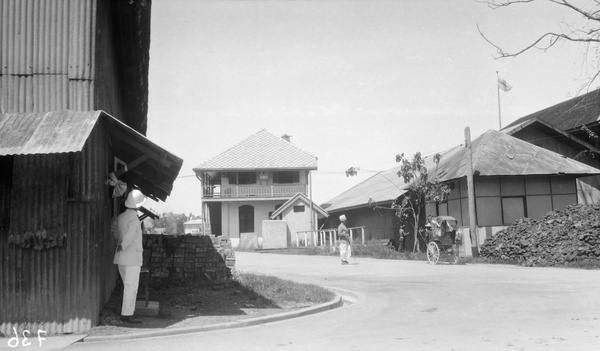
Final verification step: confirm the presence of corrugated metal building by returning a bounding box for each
[0,0,183,334]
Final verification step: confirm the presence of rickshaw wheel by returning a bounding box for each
[449,245,459,265]
[427,242,440,265]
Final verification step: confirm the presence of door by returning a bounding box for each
[239,205,254,233]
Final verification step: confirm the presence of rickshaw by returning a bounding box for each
[425,216,461,265]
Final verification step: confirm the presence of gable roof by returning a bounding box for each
[270,192,329,219]
[322,130,600,213]
[430,130,599,180]
[193,129,317,171]
[0,110,183,202]
[502,117,600,156]
[320,167,408,213]
[503,88,600,133]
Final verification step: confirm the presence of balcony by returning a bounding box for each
[203,184,308,199]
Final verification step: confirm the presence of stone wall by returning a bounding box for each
[142,234,235,284]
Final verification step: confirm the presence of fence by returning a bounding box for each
[295,226,365,247]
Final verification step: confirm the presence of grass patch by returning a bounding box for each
[252,242,599,269]
[258,243,429,261]
[234,272,335,305]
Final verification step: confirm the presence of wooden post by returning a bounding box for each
[465,127,479,256]
[309,170,314,242]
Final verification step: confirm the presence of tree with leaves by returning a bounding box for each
[350,152,452,252]
[391,152,452,253]
[153,212,190,235]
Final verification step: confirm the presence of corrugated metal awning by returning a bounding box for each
[0,110,183,202]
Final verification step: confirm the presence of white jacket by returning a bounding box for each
[113,209,143,266]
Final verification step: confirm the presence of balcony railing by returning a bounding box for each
[203,184,308,199]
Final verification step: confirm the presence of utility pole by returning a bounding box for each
[309,169,314,245]
[465,127,479,256]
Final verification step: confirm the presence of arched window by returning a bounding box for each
[239,205,254,233]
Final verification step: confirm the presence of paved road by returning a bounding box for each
[65,252,599,351]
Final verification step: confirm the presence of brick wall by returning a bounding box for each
[142,234,235,284]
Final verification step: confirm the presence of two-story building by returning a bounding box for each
[193,130,318,247]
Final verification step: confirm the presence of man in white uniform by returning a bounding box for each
[113,189,146,323]
[338,215,351,265]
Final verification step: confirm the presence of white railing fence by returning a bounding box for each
[294,226,365,247]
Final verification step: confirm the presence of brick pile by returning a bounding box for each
[480,204,600,267]
[142,234,235,284]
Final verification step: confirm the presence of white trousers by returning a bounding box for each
[118,265,141,316]
[339,241,351,262]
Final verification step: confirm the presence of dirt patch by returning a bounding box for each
[88,280,314,337]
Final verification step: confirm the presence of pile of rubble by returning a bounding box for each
[480,204,600,267]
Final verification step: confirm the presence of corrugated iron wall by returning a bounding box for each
[0,0,122,334]
[0,0,94,77]
[0,0,96,113]
[0,123,115,335]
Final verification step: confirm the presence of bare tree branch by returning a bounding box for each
[550,0,600,21]
[477,23,600,59]
[476,0,534,10]
[480,0,600,20]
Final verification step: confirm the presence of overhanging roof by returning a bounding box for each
[503,88,600,133]
[322,130,600,213]
[0,110,183,202]
[320,169,407,213]
[432,130,600,180]
[502,117,600,156]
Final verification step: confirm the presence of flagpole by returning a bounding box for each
[496,71,502,130]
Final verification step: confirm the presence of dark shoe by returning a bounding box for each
[341,260,348,265]
[120,316,142,324]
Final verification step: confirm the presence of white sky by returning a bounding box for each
[145,0,598,215]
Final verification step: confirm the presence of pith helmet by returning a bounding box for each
[125,189,147,209]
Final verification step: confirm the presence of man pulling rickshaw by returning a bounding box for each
[425,216,461,265]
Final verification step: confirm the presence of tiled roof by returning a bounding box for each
[322,130,600,213]
[193,129,318,171]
